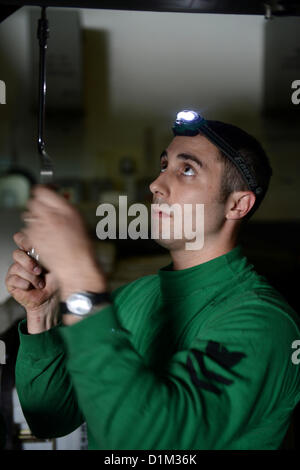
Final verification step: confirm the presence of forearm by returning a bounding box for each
[59,266,108,326]
[16,320,84,438]
[26,298,60,334]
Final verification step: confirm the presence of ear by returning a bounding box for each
[225,191,256,220]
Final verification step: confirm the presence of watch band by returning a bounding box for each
[60,291,111,316]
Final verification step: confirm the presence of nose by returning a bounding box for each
[149,172,170,199]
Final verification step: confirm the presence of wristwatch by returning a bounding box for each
[60,291,111,316]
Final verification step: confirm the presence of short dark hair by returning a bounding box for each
[205,120,273,220]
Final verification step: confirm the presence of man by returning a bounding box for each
[6,111,300,449]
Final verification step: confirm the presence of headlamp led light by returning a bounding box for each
[172,110,263,196]
[173,110,205,136]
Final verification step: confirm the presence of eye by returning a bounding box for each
[182,164,196,176]
[160,159,168,173]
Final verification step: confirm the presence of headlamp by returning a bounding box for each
[172,110,263,196]
[173,110,205,136]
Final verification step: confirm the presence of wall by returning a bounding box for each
[0,7,299,221]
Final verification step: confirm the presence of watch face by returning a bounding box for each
[66,293,93,315]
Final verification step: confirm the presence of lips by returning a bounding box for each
[152,203,173,218]
[156,211,171,218]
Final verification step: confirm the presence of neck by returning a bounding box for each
[170,233,238,270]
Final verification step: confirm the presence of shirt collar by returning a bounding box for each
[158,244,249,300]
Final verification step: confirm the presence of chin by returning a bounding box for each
[154,236,186,251]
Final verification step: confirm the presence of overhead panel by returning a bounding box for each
[0,1,300,23]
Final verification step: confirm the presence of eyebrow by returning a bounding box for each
[160,150,207,169]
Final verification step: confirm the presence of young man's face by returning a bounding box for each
[149,134,226,251]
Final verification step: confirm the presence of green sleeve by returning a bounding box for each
[59,301,300,449]
[15,320,84,438]
[14,284,128,439]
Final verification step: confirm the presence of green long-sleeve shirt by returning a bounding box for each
[15,245,300,449]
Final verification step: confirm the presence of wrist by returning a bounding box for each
[59,270,107,301]
[62,300,111,326]
[26,301,60,334]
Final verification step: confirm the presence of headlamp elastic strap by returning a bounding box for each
[200,123,262,195]
[172,111,262,196]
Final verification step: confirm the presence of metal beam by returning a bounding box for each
[0,1,300,23]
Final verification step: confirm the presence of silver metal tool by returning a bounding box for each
[27,247,40,262]
[27,7,54,264]
[37,6,54,184]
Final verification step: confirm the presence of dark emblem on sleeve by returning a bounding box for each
[186,340,246,394]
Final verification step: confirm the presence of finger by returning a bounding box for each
[31,185,71,211]
[26,198,52,221]
[12,249,42,274]
[13,232,32,252]
[21,210,39,224]
[6,274,31,292]
[21,228,47,268]
[9,263,45,290]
